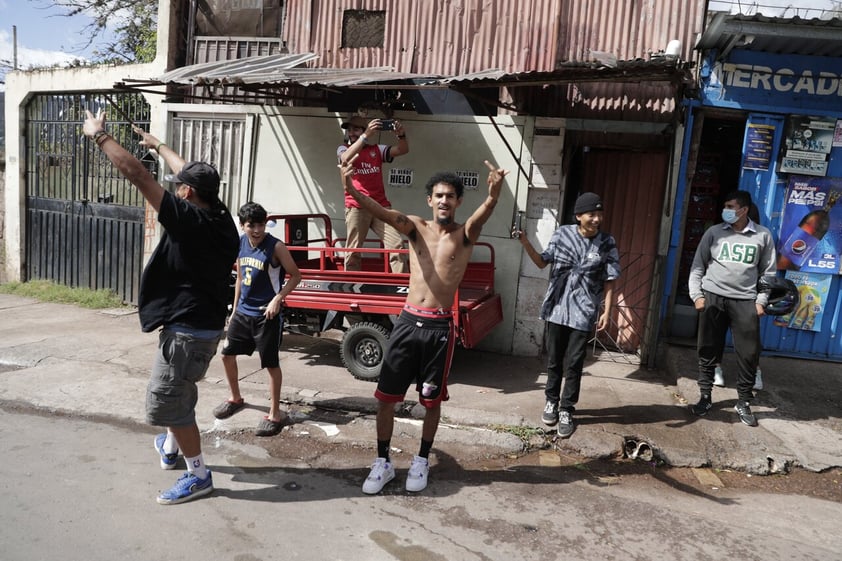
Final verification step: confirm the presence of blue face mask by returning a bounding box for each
[721,208,738,224]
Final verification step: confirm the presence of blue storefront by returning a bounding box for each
[664,14,842,361]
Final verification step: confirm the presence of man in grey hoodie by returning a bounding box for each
[688,190,776,427]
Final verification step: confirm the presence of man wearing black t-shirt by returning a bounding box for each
[83,110,239,505]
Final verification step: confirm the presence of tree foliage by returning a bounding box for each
[37,0,158,64]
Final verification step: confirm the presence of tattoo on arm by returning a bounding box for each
[395,214,410,226]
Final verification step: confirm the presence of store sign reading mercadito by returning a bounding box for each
[701,50,842,113]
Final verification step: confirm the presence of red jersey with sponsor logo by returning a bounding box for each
[337,144,393,208]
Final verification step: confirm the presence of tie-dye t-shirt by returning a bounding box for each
[539,225,621,331]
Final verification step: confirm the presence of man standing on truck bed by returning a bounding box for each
[337,115,409,273]
[340,156,508,494]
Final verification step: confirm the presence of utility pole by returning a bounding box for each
[13,25,18,69]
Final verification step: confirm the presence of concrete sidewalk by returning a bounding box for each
[0,293,839,474]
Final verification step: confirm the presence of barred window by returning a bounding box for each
[341,10,386,48]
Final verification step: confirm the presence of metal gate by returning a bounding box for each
[581,148,669,365]
[25,93,152,304]
[170,115,249,215]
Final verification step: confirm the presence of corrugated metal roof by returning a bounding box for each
[697,13,842,57]
[283,0,563,75]
[158,53,318,83]
[155,53,427,88]
[443,59,692,87]
[148,54,689,92]
[556,0,704,65]
[282,1,703,74]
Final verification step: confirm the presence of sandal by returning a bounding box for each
[212,399,245,419]
[255,416,284,437]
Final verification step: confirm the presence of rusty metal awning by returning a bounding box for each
[130,52,432,89]
[157,53,321,84]
[116,52,691,98]
[438,59,693,88]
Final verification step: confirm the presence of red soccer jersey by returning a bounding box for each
[337,144,392,208]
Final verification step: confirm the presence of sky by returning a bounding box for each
[0,0,118,85]
[707,0,839,16]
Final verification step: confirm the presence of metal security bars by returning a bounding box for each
[24,92,152,304]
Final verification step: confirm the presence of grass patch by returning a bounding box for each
[0,280,130,309]
[490,424,544,441]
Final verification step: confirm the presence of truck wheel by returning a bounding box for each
[340,322,390,381]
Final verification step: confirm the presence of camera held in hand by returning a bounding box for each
[380,119,395,131]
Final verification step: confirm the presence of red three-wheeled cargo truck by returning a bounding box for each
[238,213,504,381]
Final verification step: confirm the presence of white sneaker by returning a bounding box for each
[405,455,429,492]
[713,365,725,387]
[753,368,763,391]
[362,458,395,495]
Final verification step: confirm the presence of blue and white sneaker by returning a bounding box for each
[156,470,214,505]
[154,433,179,470]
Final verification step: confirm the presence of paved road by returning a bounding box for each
[2,294,841,477]
[2,406,840,561]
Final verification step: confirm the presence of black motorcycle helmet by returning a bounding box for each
[757,275,799,316]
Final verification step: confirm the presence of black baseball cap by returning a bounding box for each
[164,161,220,197]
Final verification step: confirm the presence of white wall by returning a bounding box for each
[512,117,566,356]
[166,105,536,353]
[254,107,533,354]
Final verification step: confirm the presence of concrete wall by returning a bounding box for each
[512,117,565,356]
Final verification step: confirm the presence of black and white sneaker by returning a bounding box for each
[542,400,559,426]
[734,401,758,427]
[556,410,575,438]
[690,396,712,416]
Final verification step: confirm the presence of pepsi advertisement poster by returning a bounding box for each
[776,175,842,274]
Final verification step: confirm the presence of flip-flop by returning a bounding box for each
[212,399,245,419]
[255,416,283,437]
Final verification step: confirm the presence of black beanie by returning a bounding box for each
[574,192,603,214]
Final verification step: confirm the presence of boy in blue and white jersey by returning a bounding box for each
[213,202,301,436]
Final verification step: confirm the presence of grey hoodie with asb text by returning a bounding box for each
[688,220,776,306]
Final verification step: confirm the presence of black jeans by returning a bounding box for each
[697,291,760,401]
[544,322,590,412]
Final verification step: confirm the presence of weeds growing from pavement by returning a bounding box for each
[491,424,544,442]
[0,280,130,309]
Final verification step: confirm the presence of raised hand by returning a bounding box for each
[339,154,359,191]
[484,160,508,200]
[83,109,107,137]
[132,125,159,149]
